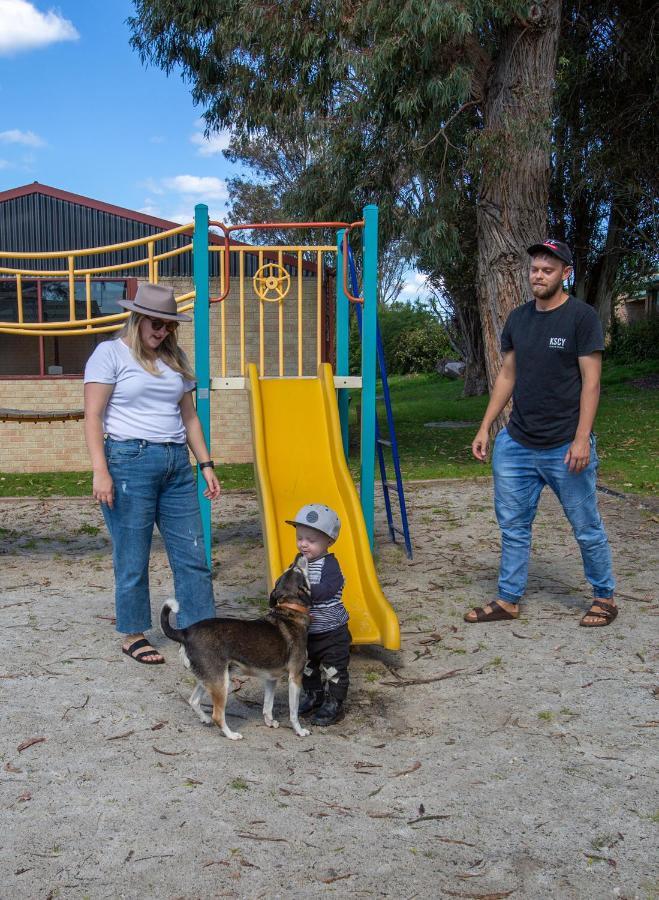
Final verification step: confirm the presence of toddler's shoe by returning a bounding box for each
[298,689,325,716]
[310,695,344,726]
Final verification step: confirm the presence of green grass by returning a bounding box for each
[1,360,656,497]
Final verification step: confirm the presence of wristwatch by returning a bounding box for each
[199,460,215,470]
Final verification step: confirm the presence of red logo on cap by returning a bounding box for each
[544,241,558,248]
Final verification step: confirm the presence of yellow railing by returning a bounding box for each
[209,244,334,378]
[0,223,194,336]
[1,227,336,380]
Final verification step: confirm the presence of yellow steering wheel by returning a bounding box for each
[253,263,291,302]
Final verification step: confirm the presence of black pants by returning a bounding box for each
[303,624,351,701]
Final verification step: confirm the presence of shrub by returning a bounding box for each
[608,317,659,363]
[349,301,457,374]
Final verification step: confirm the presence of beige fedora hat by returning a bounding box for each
[117,282,192,322]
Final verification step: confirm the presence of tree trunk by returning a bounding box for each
[476,0,562,428]
[456,296,487,396]
[586,200,629,336]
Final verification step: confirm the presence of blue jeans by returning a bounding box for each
[492,428,615,604]
[101,438,216,634]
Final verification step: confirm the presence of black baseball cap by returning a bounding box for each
[527,239,573,266]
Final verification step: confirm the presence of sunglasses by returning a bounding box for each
[145,316,178,333]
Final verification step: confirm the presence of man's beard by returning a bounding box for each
[531,280,562,299]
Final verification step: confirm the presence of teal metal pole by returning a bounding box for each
[193,204,212,567]
[336,228,350,459]
[360,205,378,549]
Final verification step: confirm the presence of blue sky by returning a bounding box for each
[0,0,235,223]
[0,0,426,298]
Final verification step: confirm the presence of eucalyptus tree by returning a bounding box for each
[129,0,562,392]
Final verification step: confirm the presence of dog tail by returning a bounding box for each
[160,598,185,644]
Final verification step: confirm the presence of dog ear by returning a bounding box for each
[294,553,309,577]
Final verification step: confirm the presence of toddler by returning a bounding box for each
[286,504,350,725]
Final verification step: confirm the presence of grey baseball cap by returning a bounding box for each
[286,504,341,541]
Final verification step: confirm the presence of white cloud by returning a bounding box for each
[0,0,79,56]
[400,271,430,297]
[137,177,164,196]
[190,125,231,157]
[0,128,45,147]
[162,175,228,200]
[138,174,229,223]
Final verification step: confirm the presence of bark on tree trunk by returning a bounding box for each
[475,0,562,431]
[457,298,487,397]
[586,200,628,335]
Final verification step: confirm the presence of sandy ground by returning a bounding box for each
[1,481,657,900]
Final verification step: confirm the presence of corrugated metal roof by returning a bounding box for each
[0,184,322,279]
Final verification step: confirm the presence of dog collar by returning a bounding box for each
[277,601,310,615]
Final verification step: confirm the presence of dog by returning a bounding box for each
[161,553,312,740]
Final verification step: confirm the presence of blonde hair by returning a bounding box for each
[118,312,195,381]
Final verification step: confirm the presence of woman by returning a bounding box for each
[84,282,220,664]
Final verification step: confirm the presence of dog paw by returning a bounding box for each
[224,730,243,741]
[264,717,280,729]
[295,726,311,737]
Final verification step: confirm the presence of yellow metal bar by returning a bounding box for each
[0,323,124,337]
[239,252,245,375]
[278,251,284,377]
[85,274,92,329]
[148,241,155,282]
[220,251,227,378]
[68,256,76,321]
[16,273,23,324]
[317,251,322,368]
[0,256,150,277]
[65,257,150,276]
[0,266,69,277]
[259,250,265,376]
[153,259,159,284]
[153,244,192,262]
[0,291,196,330]
[297,250,303,376]
[0,222,193,260]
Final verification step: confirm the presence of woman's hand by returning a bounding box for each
[93,469,115,508]
[201,466,221,500]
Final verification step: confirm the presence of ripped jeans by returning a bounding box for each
[102,438,216,634]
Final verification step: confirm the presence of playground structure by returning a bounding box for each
[0,204,400,649]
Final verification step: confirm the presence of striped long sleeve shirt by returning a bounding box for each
[307,553,348,634]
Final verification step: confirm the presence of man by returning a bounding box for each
[465,240,617,627]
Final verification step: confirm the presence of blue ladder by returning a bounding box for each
[347,247,413,559]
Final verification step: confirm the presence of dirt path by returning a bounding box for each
[1,482,657,899]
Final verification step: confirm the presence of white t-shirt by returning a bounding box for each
[84,338,195,443]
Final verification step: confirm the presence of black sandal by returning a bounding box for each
[464,600,518,623]
[579,600,618,628]
[122,638,165,664]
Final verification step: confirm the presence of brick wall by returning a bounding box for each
[0,268,324,473]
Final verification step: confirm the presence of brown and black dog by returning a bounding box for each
[160,554,311,740]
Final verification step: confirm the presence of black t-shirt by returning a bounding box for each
[501,296,604,448]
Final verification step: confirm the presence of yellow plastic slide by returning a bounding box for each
[247,362,400,650]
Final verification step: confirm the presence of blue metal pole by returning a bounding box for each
[193,203,212,567]
[336,228,350,459]
[361,205,378,549]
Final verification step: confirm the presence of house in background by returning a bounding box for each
[0,182,334,473]
[616,274,659,324]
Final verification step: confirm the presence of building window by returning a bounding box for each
[0,278,135,377]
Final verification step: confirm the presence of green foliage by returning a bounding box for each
[608,319,659,364]
[350,302,457,375]
[1,365,655,498]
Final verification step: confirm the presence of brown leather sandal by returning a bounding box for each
[579,600,618,627]
[464,600,518,623]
